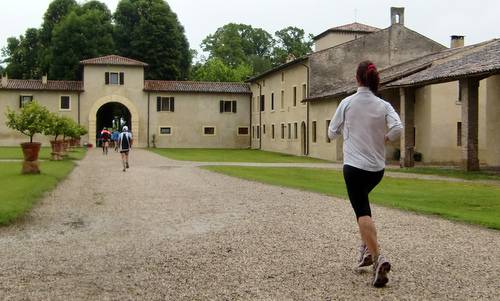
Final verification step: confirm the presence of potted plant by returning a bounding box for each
[5,101,50,174]
[44,113,66,160]
[60,117,76,156]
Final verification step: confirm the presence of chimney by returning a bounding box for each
[391,7,405,26]
[451,35,465,48]
[1,74,7,87]
[42,74,48,85]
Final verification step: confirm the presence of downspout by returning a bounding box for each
[77,92,81,125]
[300,63,310,155]
[249,92,252,149]
[147,91,150,148]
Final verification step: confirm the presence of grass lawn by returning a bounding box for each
[387,166,500,181]
[205,166,500,230]
[150,148,328,163]
[0,146,86,161]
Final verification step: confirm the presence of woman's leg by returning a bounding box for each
[358,216,379,259]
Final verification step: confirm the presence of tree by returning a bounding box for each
[201,23,274,69]
[191,58,252,82]
[2,29,42,79]
[49,9,115,80]
[272,26,314,66]
[5,102,50,143]
[114,0,191,80]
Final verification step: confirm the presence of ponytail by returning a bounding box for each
[356,60,380,94]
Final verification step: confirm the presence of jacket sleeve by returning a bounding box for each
[328,100,347,140]
[385,103,403,141]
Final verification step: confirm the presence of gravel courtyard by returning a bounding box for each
[0,149,499,300]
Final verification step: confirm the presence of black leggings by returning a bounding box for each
[343,164,384,220]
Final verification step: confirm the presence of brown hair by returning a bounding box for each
[356,60,380,94]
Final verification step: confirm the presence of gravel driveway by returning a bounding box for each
[0,148,499,300]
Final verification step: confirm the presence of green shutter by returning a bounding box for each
[120,72,124,85]
[105,72,109,85]
[170,97,175,112]
[220,100,224,113]
[156,96,161,111]
[232,100,237,113]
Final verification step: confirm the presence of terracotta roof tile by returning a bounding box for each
[144,80,251,94]
[0,79,83,92]
[80,55,148,66]
[314,22,380,40]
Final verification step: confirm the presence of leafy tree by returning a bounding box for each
[5,102,50,143]
[201,23,273,69]
[272,26,313,66]
[2,29,42,79]
[49,9,115,80]
[114,0,191,80]
[44,113,67,141]
[191,58,252,82]
[80,0,112,20]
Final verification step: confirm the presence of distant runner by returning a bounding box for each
[100,128,111,155]
[117,126,133,172]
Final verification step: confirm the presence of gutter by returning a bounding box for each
[77,92,81,124]
[300,62,310,156]
[256,82,262,150]
[147,91,150,148]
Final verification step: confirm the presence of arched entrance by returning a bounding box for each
[96,102,131,144]
[301,121,307,156]
[89,95,139,146]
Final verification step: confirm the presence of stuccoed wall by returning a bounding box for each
[484,75,500,166]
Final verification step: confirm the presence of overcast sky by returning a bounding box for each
[1,0,500,61]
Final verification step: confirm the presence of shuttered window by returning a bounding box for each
[105,72,124,85]
[219,100,237,113]
[156,97,175,112]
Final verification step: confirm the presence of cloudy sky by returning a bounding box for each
[1,0,499,60]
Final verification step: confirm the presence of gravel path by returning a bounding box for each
[0,149,499,300]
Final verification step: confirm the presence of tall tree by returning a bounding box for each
[49,9,115,80]
[191,58,252,82]
[272,26,314,66]
[114,0,191,80]
[2,29,42,79]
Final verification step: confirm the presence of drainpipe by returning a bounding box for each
[300,63,310,155]
[249,92,252,149]
[256,82,262,149]
[147,91,150,148]
[77,92,81,125]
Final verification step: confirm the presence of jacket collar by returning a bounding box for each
[357,86,371,93]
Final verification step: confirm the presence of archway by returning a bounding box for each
[301,121,307,156]
[89,95,139,146]
[96,102,131,144]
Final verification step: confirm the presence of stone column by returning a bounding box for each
[399,87,415,167]
[460,78,480,171]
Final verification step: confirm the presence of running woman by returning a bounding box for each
[117,126,133,172]
[100,127,111,155]
[328,61,403,287]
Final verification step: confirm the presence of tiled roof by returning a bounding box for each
[144,80,251,94]
[305,39,499,102]
[80,55,148,66]
[314,22,380,40]
[0,79,84,91]
[387,39,500,87]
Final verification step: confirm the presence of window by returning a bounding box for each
[203,127,216,136]
[271,124,275,139]
[312,121,317,143]
[260,95,265,112]
[288,123,291,139]
[262,79,266,87]
[252,126,255,139]
[294,122,298,139]
[457,122,462,146]
[257,126,260,139]
[238,127,249,135]
[281,90,285,109]
[105,72,124,85]
[19,95,33,108]
[302,84,307,100]
[457,82,462,103]
[281,72,285,82]
[271,93,275,111]
[220,100,237,113]
[263,124,266,135]
[157,97,175,112]
[293,86,297,106]
[326,120,331,143]
[60,96,70,110]
[159,127,172,135]
[281,123,285,139]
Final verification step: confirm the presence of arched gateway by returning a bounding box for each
[89,95,139,145]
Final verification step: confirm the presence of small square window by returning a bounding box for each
[204,127,215,135]
[20,95,33,107]
[238,127,249,135]
[160,127,172,135]
[60,96,70,110]
[110,72,119,85]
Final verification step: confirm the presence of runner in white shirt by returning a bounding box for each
[328,61,403,287]
[118,126,133,172]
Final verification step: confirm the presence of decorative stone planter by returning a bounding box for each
[20,142,41,174]
[50,140,64,161]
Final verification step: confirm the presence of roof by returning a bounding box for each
[144,80,251,94]
[80,55,148,67]
[313,22,380,40]
[246,56,308,83]
[305,39,498,102]
[0,79,84,92]
[387,39,500,88]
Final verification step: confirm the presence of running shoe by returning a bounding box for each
[357,244,373,267]
[372,255,391,287]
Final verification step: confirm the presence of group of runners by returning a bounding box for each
[99,126,133,172]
